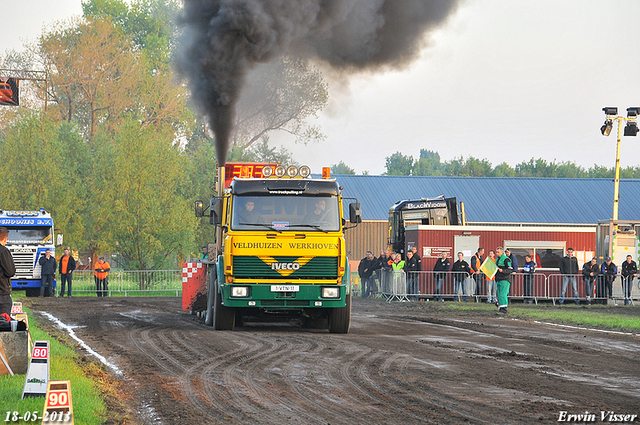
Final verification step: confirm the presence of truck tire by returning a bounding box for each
[213,277,235,330]
[328,293,351,334]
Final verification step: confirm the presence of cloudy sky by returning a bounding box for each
[4,0,640,175]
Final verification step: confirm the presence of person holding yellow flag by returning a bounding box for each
[494,247,513,315]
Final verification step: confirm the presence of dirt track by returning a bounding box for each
[27,297,640,424]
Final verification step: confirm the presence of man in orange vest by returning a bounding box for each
[58,248,76,297]
[94,256,111,297]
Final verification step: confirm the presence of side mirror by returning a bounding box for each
[56,234,63,246]
[210,199,222,226]
[349,202,362,224]
[195,200,204,217]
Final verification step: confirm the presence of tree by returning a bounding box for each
[38,16,142,140]
[82,0,180,70]
[492,162,516,177]
[413,149,443,176]
[384,152,414,176]
[331,161,356,175]
[103,119,195,272]
[232,57,329,149]
[0,114,89,248]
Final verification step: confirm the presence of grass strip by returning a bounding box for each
[0,308,106,425]
[445,303,640,331]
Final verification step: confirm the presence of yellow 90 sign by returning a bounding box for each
[42,380,73,424]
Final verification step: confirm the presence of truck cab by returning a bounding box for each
[197,164,361,332]
[389,197,458,257]
[0,209,60,296]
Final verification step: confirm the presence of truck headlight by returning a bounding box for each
[321,287,339,298]
[230,286,249,297]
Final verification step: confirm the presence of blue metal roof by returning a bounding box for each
[329,175,640,224]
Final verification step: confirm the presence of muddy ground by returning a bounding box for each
[26,296,640,425]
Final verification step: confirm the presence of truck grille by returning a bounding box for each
[11,250,37,277]
[233,256,338,279]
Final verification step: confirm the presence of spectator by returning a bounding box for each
[582,257,599,305]
[392,254,405,270]
[600,257,617,302]
[529,249,542,268]
[433,252,450,301]
[200,246,208,260]
[0,227,16,315]
[621,255,637,305]
[522,254,536,304]
[371,250,386,293]
[505,249,518,279]
[94,256,111,297]
[495,247,513,315]
[382,249,393,271]
[38,248,56,297]
[470,248,485,299]
[452,252,470,301]
[559,248,580,305]
[411,246,422,272]
[485,250,496,304]
[358,251,375,298]
[58,248,76,297]
[404,250,419,300]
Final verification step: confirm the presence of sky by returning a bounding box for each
[4,0,640,175]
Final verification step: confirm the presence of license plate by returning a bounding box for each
[271,285,299,292]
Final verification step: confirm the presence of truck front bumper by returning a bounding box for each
[221,283,348,309]
[12,279,57,289]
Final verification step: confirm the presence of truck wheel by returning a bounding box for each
[213,278,235,330]
[328,293,351,334]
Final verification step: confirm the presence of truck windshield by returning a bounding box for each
[7,227,52,245]
[231,195,340,232]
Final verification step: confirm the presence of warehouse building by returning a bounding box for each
[335,175,640,268]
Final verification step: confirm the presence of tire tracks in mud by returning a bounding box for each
[34,298,640,425]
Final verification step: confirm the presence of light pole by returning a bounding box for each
[600,107,639,221]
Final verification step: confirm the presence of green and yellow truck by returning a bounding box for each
[196,164,361,333]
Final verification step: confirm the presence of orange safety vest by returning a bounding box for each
[94,261,110,280]
[61,256,70,274]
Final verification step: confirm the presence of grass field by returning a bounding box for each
[445,302,640,331]
[0,309,107,425]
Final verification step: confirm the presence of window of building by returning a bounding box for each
[504,241,566,270]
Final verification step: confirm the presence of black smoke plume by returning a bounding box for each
[176,0,461,166]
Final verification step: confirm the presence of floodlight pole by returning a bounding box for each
[612,117,623,221]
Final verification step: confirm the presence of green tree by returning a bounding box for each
[233,57,329,149]
[588,164,613,178]
[492,162,516,177]
[413,149,443,176]
[331,161,356,175]
[0,114,89,248]
[82,0,180,70]
[384,152,414,176]
[104,119,195,272]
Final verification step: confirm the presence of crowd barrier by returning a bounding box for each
[356,270,638,305]
[53,269,183,297]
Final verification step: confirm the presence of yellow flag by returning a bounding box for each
[480,258,498,279]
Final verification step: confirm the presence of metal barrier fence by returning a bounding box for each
[354,270,638,304]
[45,268,638,304]
[56,270,184,297]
